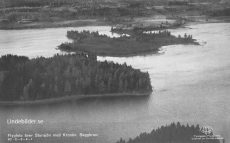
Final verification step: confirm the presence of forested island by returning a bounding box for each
[58,29,198,57]
[116,122,220,143]
[0,54,152,102]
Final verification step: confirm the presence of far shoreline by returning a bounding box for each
[0,91,152,106]
[1,16,229,31]
[0,19,109,30]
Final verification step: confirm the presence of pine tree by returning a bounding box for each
[64,80,71,95]
[124,80,128,91]
[27,79,35,100]
[119,79,123,92]
[184,33,187,38]
[23,85,29,100]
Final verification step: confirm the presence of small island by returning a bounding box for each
[58,29,198,57]
[0,54,152,104]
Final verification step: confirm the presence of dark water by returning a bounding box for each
[0,23,230,143]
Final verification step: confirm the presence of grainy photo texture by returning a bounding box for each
[0,0,229,143]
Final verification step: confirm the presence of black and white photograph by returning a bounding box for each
[0,0,229,142]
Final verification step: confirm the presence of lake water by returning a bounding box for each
[0,26,121,58]
[0,23,230,143]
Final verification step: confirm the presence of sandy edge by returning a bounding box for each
[0,91,152,106]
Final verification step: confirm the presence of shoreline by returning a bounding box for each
[58,40,199,58]
[58,31,199,57]
[0,16,229,30]
[0,91,152,106]
[0,19,110,30]
[57,48,160,58]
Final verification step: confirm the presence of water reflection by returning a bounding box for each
[0,95,150,143]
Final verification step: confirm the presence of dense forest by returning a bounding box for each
[1,1,146,23]
[0,54,152,101]
[116,122,220,143]
[209,8,230,16]
[66,29,193,43]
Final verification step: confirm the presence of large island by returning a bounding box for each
[58,29,198,57]
[0,54,152,104]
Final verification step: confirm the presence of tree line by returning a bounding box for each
[0,54,152,101]
[116,122,220,143]
[135,30,172,42]
[209,8,230,17]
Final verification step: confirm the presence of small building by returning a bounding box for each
[0,19,10,24]
[123,27,134,30]
[131,23,143,28]
[117,3,127,8]
[18,19,34,24]
[157,23,171,28]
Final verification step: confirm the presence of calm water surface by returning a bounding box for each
[0,26,121,58]
[0,23,229,143]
